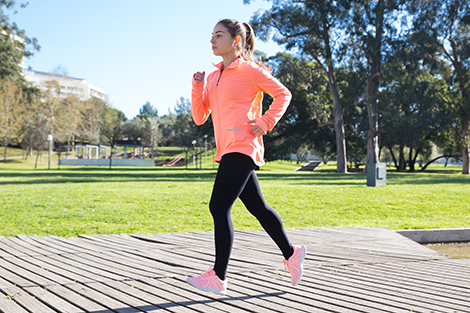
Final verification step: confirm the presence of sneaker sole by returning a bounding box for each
[186,278,227,295]
[293,245,307,286]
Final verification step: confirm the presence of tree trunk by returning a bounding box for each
[462,121,469,174]
[3,137,7,161]
[35,149,41,169]
[408,147,414,172]
[331,84,347,173]
[365,0,385,172]
[411,147,422,172]
[326,64,347,173]
[323,19,347,173]
[398,143,406,171]
[388,145,398,168]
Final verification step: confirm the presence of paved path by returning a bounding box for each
[1,227,470,312]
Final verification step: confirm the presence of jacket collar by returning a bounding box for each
[213,56,243,71]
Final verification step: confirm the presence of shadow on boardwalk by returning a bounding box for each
[1,227,470,312]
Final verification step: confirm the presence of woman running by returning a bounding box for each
[187,18,306,295]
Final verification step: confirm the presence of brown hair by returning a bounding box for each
[217,19,266,69]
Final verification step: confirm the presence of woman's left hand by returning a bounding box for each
[247,119,264,137]
[249,125,264,137]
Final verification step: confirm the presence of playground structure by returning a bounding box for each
[58,144,155,167]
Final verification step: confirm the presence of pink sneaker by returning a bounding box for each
[283,245,307,286]
[187,268,228,295]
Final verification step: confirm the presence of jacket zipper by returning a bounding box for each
[216,69,225,148]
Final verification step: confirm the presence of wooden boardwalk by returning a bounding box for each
[1,227,470,312]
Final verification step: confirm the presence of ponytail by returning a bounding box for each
[217,19,268,70]
[241,22,256,63]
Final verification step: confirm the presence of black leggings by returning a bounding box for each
[209,153,293,280]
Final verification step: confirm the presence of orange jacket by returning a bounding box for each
[191,57,292,166]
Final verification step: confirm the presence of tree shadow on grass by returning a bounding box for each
[0,165,468,186]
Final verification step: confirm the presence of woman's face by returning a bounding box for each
[211,23,236,57]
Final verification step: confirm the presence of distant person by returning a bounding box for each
[187,18,306,295]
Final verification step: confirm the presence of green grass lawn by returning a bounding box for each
[1,150,469,237]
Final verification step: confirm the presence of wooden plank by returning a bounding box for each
[138,233,205,248]
[0,238,28,258]
[2,286,57,313]
[1,255,74,285]
[34,253,127,282]
[20,235,85,254]
[98,250,176,277]
[159,276,281,313]
[23,286,84,313]
[0,277,14,289]
[45,235,115,254]
[19,255,95,284]
[235,271,413,313]
[30,254,116,283]
[313,263,470,300]
[100,280,207,313]
[51,283,140,313]
[10,235,64,255]
[0,258,55,287]
[128,233,181,247]
[1,228,470,313]
[307,265,470,311]
[56,251,155,279]
[0,294,29,313]
[81,281,164,312]
[130,277,247,313]
[77,234,144,252]
[0,265,36,288]
[93,234,166,251]
[222,280,313,313]
[231,272,366,313]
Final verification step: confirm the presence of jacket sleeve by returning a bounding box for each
[191,76,211,126]
[249,64,292,134]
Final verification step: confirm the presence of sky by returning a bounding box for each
[8,0,284,120]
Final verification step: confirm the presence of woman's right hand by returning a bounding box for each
[193,71,205,83]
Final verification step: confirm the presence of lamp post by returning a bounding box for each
[47,134,53,170]
[192,140,196,167]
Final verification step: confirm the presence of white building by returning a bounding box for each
[24,70,106,102]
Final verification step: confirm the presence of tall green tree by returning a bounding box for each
[245,0,349,173]
[410,0,470,174]
[348,0,408,168]
[139,101,158,117]
[0,1,39,81]
[262,52,337,162]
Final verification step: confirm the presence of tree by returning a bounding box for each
[20,113,50,168]
[380,60,447,172]
[139,101,158,117]
[0,1,40,81]
[60,95,82,145]
[246,0,349,173]
[172,97,199,146]
[347,0,408,169]
[37,80,60,139]
[0,79,24,160]
[262,52,337,162]
[80,97,107,144]
[100,107,126,145]
[410,0,470,174]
